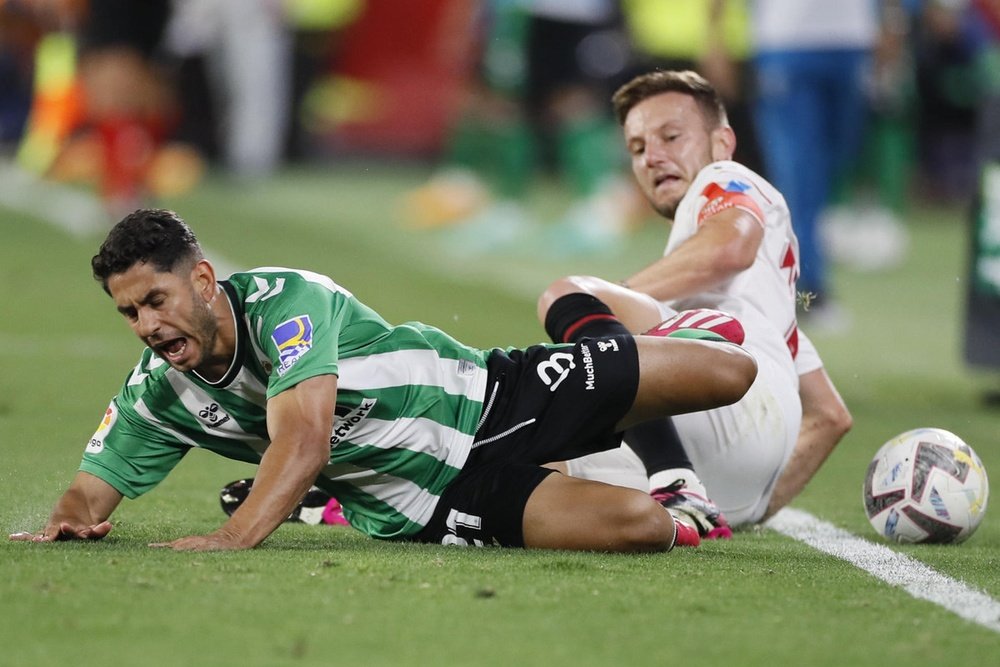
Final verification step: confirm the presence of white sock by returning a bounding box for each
[649,468,708,499]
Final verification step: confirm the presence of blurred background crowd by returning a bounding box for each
[2,0,1000,331]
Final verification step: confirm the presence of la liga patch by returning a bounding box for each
[272,314,314,376]
[86,402,117,453]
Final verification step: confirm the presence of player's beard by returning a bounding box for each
[654,197,681,220]
[188,293,221,372]
[649,185,684,219]
[651,145,715,220]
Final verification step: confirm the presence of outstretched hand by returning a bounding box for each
[149,530,250,552]
[9,520,114,543]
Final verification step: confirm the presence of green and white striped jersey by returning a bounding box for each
[80,267,491,540]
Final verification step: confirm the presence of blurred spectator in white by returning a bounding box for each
[820,0,919,274]
[164,0,293,178]
[748,0,879,330]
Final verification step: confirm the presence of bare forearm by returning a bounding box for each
[626,212,759,302]
[626,250,736,303]
[51,472,121,525]
[148,374,338,551]
[10,471,123,542]
[221,440,328,547]
[763,369,852,520]
[763,421,839,520]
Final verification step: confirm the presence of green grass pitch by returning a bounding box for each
[1,163,999,666]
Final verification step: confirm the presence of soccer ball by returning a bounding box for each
[863,428,989,544]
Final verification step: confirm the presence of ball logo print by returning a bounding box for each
[863,428,990,544]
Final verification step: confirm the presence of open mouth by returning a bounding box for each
[156,337,188,363]
[654,174,681,189]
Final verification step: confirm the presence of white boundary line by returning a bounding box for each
[7,163,999,634]
[767,508,1000,633]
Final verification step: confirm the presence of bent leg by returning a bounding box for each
[617,336,756,429]
[522,472,676,552]
[538,275,664,333]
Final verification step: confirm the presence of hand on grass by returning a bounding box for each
[9,520,113,542]
[149,529,250,552]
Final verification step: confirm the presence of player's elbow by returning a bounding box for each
[806,396,853,455]
[286,432,333,476]
[536,275,599,324]
[825,401,853,443]
[715,240,757,275]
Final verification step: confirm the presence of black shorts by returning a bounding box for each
[413,335,639,547]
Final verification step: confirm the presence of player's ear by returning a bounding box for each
[710,126,736,162]
[190,259,217,302]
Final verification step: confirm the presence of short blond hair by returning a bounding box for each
[612,70,728,129]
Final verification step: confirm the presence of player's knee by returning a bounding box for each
[718,346,757,404]
[612,492,675,552]
[536,275,594,324]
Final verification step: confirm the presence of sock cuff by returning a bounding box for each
[544,292,620,343]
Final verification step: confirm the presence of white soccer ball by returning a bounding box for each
[863,428,989,544]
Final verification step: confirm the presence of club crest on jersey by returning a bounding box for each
[537,351,576,392]
[272,315,314,376]
[86,402,117,454]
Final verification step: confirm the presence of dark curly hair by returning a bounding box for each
[612,70,728,129]
[92,209,204,294]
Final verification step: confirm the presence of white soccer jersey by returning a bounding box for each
[665,160,801,383]
[569,161,816,524]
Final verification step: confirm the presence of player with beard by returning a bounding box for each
[10,208,757,552]
[537,70,852,533]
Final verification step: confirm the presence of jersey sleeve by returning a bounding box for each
[245,273,349,399]
[78,397,190,499]
[693,162,768,228]
[794,328,824,376]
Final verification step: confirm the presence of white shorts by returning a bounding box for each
[566,351,801,526]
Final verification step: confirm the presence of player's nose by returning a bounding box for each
[135,308,161,337]
[643,140,668,168]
